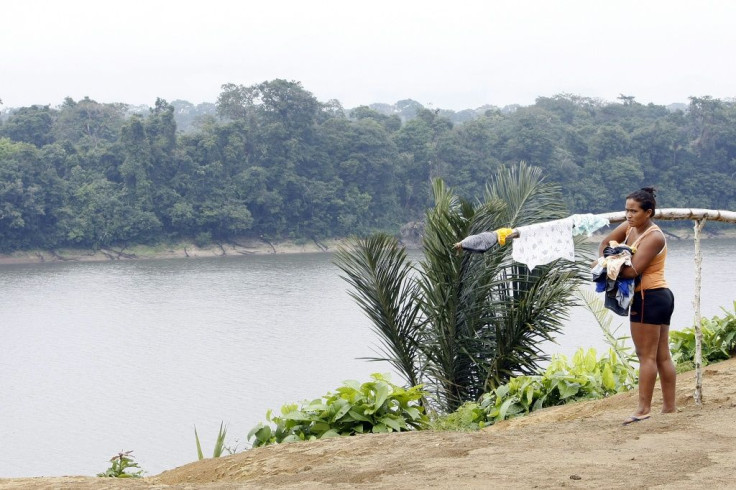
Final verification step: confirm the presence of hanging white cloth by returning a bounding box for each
[512,218,575,270]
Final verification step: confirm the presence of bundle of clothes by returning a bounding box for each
[591,242,636,316]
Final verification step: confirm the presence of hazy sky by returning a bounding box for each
[3,0,735,110]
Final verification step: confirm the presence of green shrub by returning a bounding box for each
[248,374,429,447]
[670,301,736,368]
[434,348,636,431]
[429,401,487,431]
[480,348,635,423]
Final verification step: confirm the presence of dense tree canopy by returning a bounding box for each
[0,83,735,252]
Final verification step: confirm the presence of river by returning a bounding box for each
[0,238,733,477]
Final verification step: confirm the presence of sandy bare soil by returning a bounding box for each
[2,357,735,489]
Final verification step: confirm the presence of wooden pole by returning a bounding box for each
[598,208,736,223]
[692,218,707,404]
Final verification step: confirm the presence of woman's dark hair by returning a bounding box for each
[627,187,657,214]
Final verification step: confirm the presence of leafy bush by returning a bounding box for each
[670,301,736,370]
[434,348,636,430]
[248,374,429,447]
[429,401,487,431]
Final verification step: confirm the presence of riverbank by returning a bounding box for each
[0,237,352,266]
[1,357,735,488]
[1,224,733,266]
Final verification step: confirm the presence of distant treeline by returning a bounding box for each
[0,80,735,251]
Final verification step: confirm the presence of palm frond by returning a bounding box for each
[334,233,423,387]
[415,179,477,409]
[485,161,568,227]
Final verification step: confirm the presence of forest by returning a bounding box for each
[1,80,735,252]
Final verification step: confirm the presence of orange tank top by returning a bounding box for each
[625,225,668,292]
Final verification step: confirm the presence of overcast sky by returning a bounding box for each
[3,0,735,111]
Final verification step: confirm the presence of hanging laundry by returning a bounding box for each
[570,214,610,237]
[511,218,575,271]
[496,228,514,246]
[458,231,498,253]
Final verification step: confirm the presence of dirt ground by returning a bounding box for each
[2,357,735,489]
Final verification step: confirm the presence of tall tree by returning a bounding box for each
[0,105,55,147]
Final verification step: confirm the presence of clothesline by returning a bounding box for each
[458,208,736,270]
[456,213,609,270]
[505,208,736,241]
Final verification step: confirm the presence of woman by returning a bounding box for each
[598,187,676,425]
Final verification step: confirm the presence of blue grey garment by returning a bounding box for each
[593,258,634,316]
[615,278,634,311]
[602,277,635,316]
[459,231,498,253]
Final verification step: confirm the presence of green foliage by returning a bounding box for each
[334,234,423,388]
[480,348,636,423]
[247,374,429,448]
[96,450,144,478]
[670,301,736,370]
[429,401,487,432]
[434,348,636,431]
[194,422,228,460]
[194,231,212,248]
[3,86,736,251]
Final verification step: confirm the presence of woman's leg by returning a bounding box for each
[630,321,661,416]
[656,323,677,413]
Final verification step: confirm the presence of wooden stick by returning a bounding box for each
[692,218,707,405]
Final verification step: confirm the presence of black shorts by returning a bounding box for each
[630,288,675,325]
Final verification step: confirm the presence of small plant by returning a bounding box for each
[248,373,429,447]
[96,450,144,478]
[194,421,228,460]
